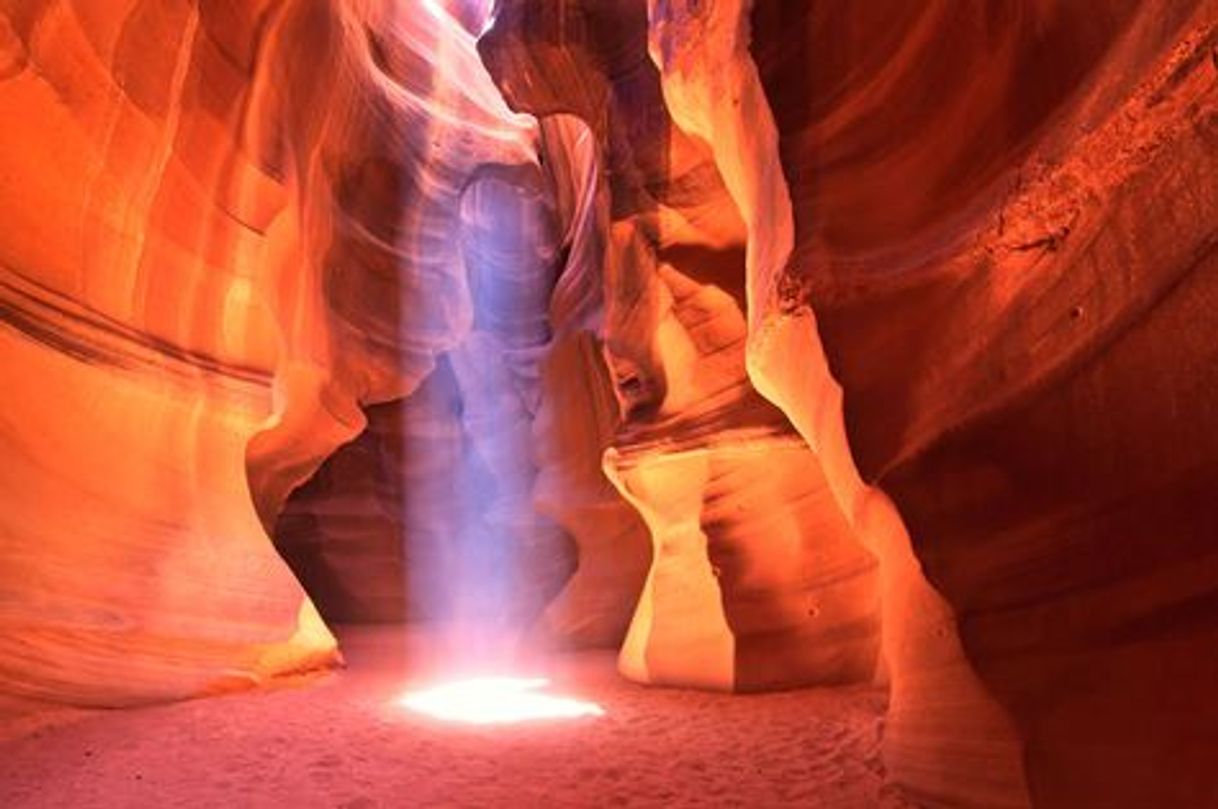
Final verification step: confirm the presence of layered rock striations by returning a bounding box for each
[487,0,1218,806]
[482,0,883,692]
[0,0,344,705]
[2,1,1217,807]
[0,0,549,703]
[747,3,1218,807]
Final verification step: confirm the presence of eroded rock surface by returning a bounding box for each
[487,0,1218,806]
[0,0,545,701]
[748,3,1218,808]
[483,0,883,694]
[2,2,1217,807]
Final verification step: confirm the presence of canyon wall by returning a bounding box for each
[2,2,1217,807]
[486,0,1218,805]
[749,3,1218,807]
[0,0,651,701]
[482,0,883,694]
[656,1,1218,807]
[0,0,551,703]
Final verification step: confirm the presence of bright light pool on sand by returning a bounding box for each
[400,676,605,724]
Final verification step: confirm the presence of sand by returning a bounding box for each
[0,627,914,808]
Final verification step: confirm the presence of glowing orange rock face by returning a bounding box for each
[0,0,540,703]
[478,2,883,694]
[0,0,338,705]
[485,1,1218,807]
[597,239,881,692]
[3,1,1218,807]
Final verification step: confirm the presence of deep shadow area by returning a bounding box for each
[273,399,412,624]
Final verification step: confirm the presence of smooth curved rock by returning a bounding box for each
[0,0,543,703]
[482,0,883,692]
[3,3,1217,807]
[747,3,1218,807]
[484,0,1218,806]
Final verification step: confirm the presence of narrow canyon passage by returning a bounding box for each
[2,1,1217,807]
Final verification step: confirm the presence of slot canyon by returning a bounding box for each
[1,0,1216,806]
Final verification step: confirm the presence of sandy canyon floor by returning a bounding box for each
[0,627,912,808]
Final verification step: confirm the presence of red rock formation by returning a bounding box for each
[485,0,1218,806]
[3,1,1217,807]
[0,0,544,702]
[0,0,343,705]
[746,3,1218,807]
[482,0,883,692]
